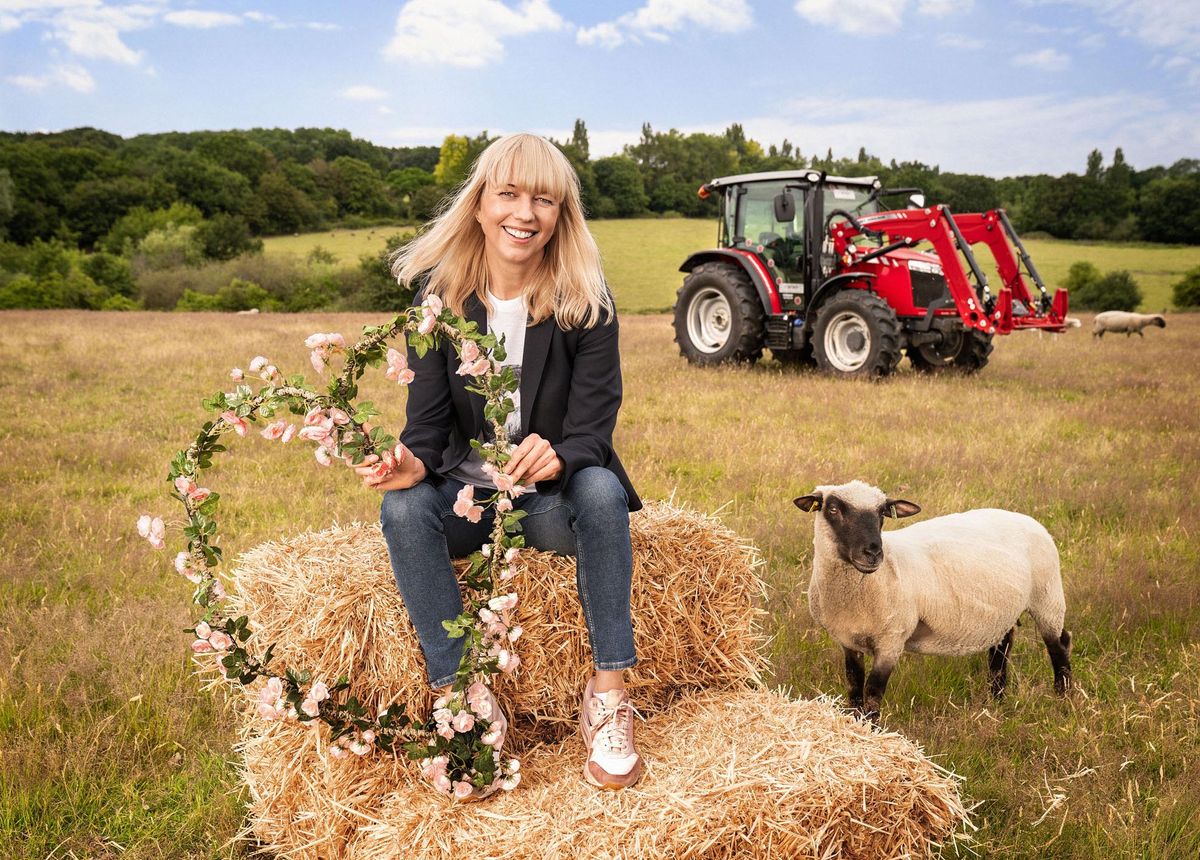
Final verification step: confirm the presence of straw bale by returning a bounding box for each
[240,689,965,860]
[229,501,767,743]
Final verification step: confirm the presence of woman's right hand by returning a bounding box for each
[349,442,427,492]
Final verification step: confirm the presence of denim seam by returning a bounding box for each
[595,656,638,671]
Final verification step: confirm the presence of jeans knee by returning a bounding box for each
[565,467,628,519]
[380,482,442,535]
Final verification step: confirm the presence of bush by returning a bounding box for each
[80,251,134,297]
[307,245,339,265]
[100,294,141,311]
[176,278,276,312]
[1072,269,1142,311]
[101,203,203,255]
[356,233,415,311]
[196,213,262,261]
[1171,266,1200,309]
[133,224,203,271]
[175,288,221,311]
[1062,260,1101,295]
[0,275,53,309]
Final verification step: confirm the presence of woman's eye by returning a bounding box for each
[499,190,516,198]
[536,197,554,206]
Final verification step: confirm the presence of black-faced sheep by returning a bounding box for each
[793,480,1072,721]
[1092,311,1166,338]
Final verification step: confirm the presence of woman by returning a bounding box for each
[353,133,643,791]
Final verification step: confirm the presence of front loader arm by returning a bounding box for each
[832,206,998,335]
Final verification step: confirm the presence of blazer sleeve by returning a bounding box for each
[536,310,622,495]
[398,287,452,482]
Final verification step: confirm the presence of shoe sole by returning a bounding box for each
[579,719,643,790]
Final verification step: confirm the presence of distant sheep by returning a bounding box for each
[794,480,1071,720]
[1092,311,1165,338]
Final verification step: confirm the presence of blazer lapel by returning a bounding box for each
[520,314,553,433]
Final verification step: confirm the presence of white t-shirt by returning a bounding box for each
[444,291,532,491]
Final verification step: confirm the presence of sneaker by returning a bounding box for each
[579,677,643,790]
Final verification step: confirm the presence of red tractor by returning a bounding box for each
[673,170,1070,376]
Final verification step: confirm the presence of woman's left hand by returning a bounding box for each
[505,433,563,484]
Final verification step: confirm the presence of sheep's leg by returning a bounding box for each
[862,656,897,722]
[988,627,1015,699]
[843,647,866,711]
[1043,629,1073,694]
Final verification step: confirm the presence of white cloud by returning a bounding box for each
[383,0,565,67]
[6,61,94,92]
[937,32,983,50]
[794,0,906,35]
[377,105,393,115]
[243,11,274,23]
[343,84,388,101]
[1041,0,1200,55]
[578,0,751,49]
[0,13,21,30]
[1013,47,1070,70]
[163,10,242,29]
[918,0,972,16]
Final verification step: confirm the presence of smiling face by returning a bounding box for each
[476,182,560,275]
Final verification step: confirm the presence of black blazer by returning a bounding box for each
[400,293,642,512]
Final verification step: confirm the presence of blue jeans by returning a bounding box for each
[379,466,638,688]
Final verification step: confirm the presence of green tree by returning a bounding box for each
[434,135,471,187]
[0,168,14,239]
[1062,260,1102,295]
[1137,175,1200,244]
[329,156,392,216]
[196,213,262,261]
[593,156,648,217]
[101,202,204,254]
[570,119,590,161]
[255,171,319,233]
[80,251,134,297]
[358,233,416,311]
[195,133,274,184]
[1171,266,1200,308]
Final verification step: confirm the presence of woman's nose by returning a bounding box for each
[512,195,534,221]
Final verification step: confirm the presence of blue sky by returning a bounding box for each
[1,0,1197,177]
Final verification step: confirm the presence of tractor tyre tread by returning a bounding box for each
[811,290,902,378]
[673,262,764,365]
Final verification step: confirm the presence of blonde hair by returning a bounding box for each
[391,133,611,329]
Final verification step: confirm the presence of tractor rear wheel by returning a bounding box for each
[811,290,902,378]
[908,328,994,374]
[673,262,764,365]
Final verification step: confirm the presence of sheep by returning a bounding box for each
[1092,311,1166,338]
[793,480,1071,721]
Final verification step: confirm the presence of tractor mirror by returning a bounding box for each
[907,193,926,209]
[773,192,796,223]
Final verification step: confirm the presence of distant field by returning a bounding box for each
[2,309,1197,857]
[263,220,1198,313]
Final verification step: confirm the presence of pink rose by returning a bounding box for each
[508,626,523,642]
[432,772,452,793]
[501,772,522,791]
[417,315,436,335]
[259,677,283,704]
[303,407,326,426]
[189,486,210,503]
[459,339,480,363]
[465,357,491,377]
[191,639,214,654]
[281,423,297,443]
[451,711,475,733]
[300,697,320,717]
[494,473,515,493]
[496,498,513,513]
[260,420,287,440]
[230,367,244,381]
[314,447,333,467]
[298,425,328,443]
[195,620,212,639]
[148,517,165,549]
[248,356,268,373]
[478,607,497,624]
[499,566,515,581]
[481,725,503,746]
[452,485,475,518]
[220,411,248,437]
[397,368,415,385]
[432,707,453,725]
[208,631,233,651]
[436,724,455,740]
[504,546,519,563]
[304,333,329,349]
[328,408,350,426]
[329,742,349,760]
[211,580,226,600]
[175,476,193,496]
[310,350,326,374]
[488,593,518,612]
[309,681,329,702]
[262,364,278,381]
[361,729,375,744]
[453,781,474,800]
[328,333,346,348]
[349,738,371,756]
[422,294,444,316]
[497,650,519,673]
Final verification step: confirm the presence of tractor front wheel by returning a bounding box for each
[811,290,902,378]
[673,262,764,365]
[908,328,994,374]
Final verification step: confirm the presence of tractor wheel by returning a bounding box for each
[908,328,994,374]
[811,290,902,378]
[673,262,764,365]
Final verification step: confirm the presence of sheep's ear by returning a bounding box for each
[885,499,921,518]
[794,494,822,513]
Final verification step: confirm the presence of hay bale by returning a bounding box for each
[230,502,967,858]
[239,690,965,860]
[229,501,767,741]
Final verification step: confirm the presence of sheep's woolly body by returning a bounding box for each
[1092,311,1166,336]
[808,490,1065,667]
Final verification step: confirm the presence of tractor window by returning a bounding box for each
[736,184,804,246]
[821,186,877,228]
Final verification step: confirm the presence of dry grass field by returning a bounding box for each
[1,309,1197,858]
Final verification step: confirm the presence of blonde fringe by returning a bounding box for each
[391,134,611,329]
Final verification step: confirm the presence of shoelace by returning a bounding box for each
[590,697,643,756]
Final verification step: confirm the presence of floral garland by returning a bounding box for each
[138,295,527,800]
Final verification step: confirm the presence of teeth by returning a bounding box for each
[503,227,534,239]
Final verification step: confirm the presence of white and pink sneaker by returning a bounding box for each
[578,677,643,790]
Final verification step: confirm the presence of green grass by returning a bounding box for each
[262,220,1199,313]
[1,310,1198,857]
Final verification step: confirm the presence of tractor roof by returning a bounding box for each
[705,171,880,190]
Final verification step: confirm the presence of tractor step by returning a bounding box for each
[766,315,798,350]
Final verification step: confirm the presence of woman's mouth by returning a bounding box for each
[502,226,535,241]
